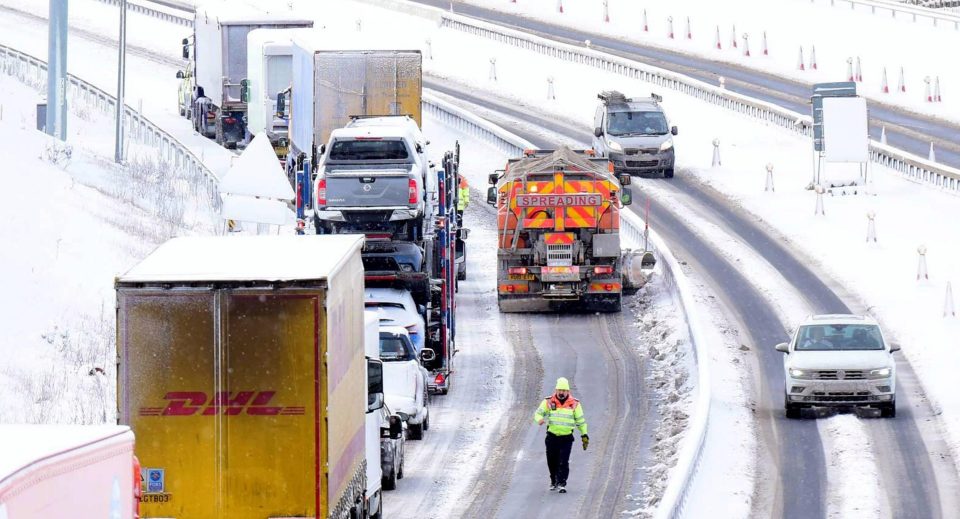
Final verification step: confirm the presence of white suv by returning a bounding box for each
[776,314,899,418]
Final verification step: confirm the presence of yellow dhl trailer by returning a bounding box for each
[116,235,368,519]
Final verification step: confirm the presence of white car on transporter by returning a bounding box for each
[777,314,899,418]
[379,325,432,440]
[366,287,426,353]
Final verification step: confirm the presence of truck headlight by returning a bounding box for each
[606,139,623,153]
[868,367,892,379]
[788,368,812,379]
[659,140,674,152]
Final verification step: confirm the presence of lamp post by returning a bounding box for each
[116,0,127,163]
[47,0,68,140]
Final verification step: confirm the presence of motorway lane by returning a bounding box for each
[411,0,960,168]
[438,83,958,518]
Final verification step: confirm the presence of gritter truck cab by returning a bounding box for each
[115,235,371,519]
[487,147,653,312]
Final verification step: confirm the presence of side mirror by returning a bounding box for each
[593,127,603,138]
[388,415,402,439]
[620,187,633,206]
[367,359,384,412]
[457,228,470,240]
[775,342,789,353]
[276,93,286,117]
[176,70,184,79]
[419,349,436,363]
[889,343,901,353]
[486,186,497,205]
[181,38,189,60]
[319,144,326,155]
[618,174,631,186]
[671,126,678,136]
[240,79,250,103]
[488,172,500,185]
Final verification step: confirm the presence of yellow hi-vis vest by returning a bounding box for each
[533,394,588,436]
[457,186,470,211]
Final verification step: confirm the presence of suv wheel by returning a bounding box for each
[785,397,801,419]
[664,168,675,179]
[409,421,424,440]
[880,401,896,418]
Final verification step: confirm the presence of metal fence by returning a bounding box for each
[0,43,220,208]
[811,0,960,28]
[96,0,192,26]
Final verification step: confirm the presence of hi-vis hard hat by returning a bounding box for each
[555,377,570,391]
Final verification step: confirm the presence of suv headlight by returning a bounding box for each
[788,368,813,379]
[868,367,892,379]
[659,139,674,152]
[399,263,414,272]
[606,139,623,153]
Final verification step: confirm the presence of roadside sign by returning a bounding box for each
[811,82,857,152]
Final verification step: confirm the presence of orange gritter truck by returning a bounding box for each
[486,147,654,313]
[116,234,370,519]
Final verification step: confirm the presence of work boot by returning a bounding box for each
[558,484,567,494]
[550,483,558,491]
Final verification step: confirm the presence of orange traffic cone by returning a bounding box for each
[797,46,805,70]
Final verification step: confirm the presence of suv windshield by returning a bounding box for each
[380,334,416,361]
[606,110,668,137]
[329,139,409,161]
[795,324,884,351]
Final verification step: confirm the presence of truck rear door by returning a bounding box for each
[118,288,322,519]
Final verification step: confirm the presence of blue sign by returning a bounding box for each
[141,468,165,493]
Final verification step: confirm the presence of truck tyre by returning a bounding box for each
[408,421,424,440]
[382,467,397,491]
[880,401,896,418]
[397,456,404,479]
[370,496,383,519]
[664,168,675,179]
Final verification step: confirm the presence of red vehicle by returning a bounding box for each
[487,147,653,312]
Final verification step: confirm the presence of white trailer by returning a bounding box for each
[0,425,138,518]
[186,4,312,148]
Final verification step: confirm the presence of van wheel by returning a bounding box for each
[880,402,896,418]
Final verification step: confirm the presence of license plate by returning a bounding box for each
[508,274,535,280]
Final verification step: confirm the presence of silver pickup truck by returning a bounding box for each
[312,116,435,241]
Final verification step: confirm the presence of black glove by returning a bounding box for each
[581,434,589,451]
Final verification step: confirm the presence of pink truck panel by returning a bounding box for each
[0,425,136,519]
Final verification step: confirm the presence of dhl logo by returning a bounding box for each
[139,391,305,417]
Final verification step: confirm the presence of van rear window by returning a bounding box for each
[329,139,409,160]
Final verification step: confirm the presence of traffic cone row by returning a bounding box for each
[798,46,817,70]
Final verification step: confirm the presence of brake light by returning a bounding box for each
[508,267,528,275]
[506,285,516,292]
[408,179,418,204]
[355,136,383,141]
[317,179,326,206]
[594,265,614,275]
[435,373,446,385]
[224,117,237,125]
[604,283,614,291]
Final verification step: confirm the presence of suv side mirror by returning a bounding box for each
[419,349,436,363]
[671,126,678,136]
[620,187,633,206]
[618,174,631,186]
[319,143,326,155]
[367,359,384,412]
[889,343,901,353]
[486,186,497,205]
[775,342,789,353]
[176,70,184,79]
[594,127,603,138]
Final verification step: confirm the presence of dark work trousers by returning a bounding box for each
[545,432,575,485]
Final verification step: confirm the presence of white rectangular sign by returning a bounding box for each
[822,97,869,163]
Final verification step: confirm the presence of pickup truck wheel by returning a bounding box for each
[785,402,802,419]
[880,402,896,418]
[408,421,424,440]
[382,466,397,491]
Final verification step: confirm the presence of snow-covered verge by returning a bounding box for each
[0,74,219,423]
[820,415,883,518]
[452,0,960,124]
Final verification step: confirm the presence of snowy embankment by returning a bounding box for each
[0,74,219,423]
[454,0,960,123]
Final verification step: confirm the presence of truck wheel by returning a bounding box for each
[382,467,397,491]
[880,402,896,418]
[408,421,424,440]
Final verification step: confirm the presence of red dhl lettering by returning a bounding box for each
[515,194,602,207]
[138,391,305,417]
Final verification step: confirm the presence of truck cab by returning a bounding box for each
[592,91,678,178]
[313,116,435,241]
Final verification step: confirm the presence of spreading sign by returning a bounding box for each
[516,194,602,207]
